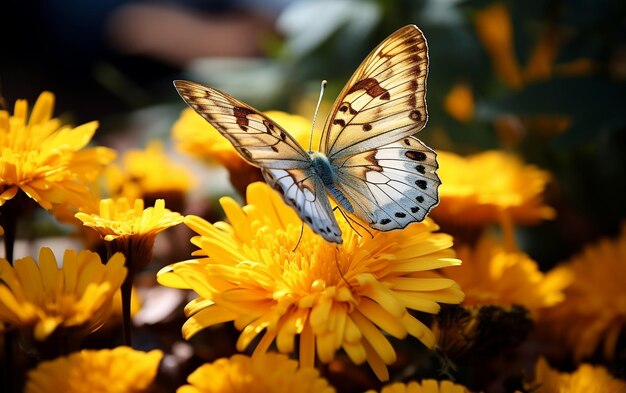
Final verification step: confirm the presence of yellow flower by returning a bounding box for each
[474,3,523,89]
[525,357,626,393]
[178,353,335,393]
[433,150,555,228]
[0,247,126,340]
[365,380,471,393]
[443,83,474,123]
[542,225,626,361]
[0,91,115,214]
[106,139,195,203]
[158,182,463,381]
[172,109,315,195]
[25,346,163,393]
[444,235,568,316]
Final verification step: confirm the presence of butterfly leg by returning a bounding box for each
[292,223,305,252]
[333,206,374,240]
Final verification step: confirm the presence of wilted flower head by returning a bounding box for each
[0,247,126,340]
[178,353,335,393]
[25,346,163,393]
[159,182,463,381]
[0,91,115,215]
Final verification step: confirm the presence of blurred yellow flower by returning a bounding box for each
[474,3,523,89]
[444,235,569,316]
[158,182,463,381]
[0,91,115,214]
[542,225,626,361]
[443,83,474,123]
[433,150,555,228]
[365,380,471,393]
[172,109,315,195]
[25,346,163,393]
[106,139,195,202]
[0,247,126,340]
[526,357,626,393]
[178,353,335,393]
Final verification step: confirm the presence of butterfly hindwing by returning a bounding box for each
[321,25,429,159]
[334,136,440,230]
[262,168,342,243]
[174,80,310,169]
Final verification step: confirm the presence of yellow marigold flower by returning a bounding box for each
[525,357,626,393]
[444,235,568,316]
[0,91,115,213]
[542,225,626,361]
[106,139,195,202]
[172,109,315,195]
[25,346,163,393]
[158,182,463,381]
[474,3,523,89]
[0,247,126,340]
[178,353,335,393]
[433,150,555,228]
[365,380,471,393]
[443,83,474,123]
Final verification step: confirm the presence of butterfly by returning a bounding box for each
[174,24,440,244]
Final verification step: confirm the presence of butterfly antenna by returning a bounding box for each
[292,223,305,252]
[308,80,327,153]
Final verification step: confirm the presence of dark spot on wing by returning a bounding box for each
[363,123,372,131]
[409,110,422,122]
[333,119,346,127]
[395,212,406,218]
[263,120,275,134]
[415,165,425,174]
[347,78,390,100]
[404,138,412,146]
[380,218,391,225]
[280,131,287,141]
[380,92,391,100]
[415,180,427,190]
[305,216,312,224]
[416,195,424,203]
[271,146,279,152]
[241,147,253,160]
[405,150,427,161]
[411,206,420,213]
[234,107,255,131]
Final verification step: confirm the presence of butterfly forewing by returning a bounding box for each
[174,80,310,169]
[321,25,429,159]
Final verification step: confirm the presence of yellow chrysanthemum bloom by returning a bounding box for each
[444,235,569,316]
[0,247,126,340]
[25,346,163,393]
[542,225,626,361]
[526,357,626,393]
[158,182,463,381]
[0,91,115,214]
[172,109,316,195]
[433,150,555,229]
[106,139,195,202]
[365,380,471,393]
[178,353,335,393]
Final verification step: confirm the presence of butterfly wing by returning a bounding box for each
[174,80,343,243]
[319,25,438,231]
[333,136,440,231]
[262,168,342,243]
[320,25,429,159]
[174,80,311,169]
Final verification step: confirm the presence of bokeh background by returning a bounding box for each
[2,0,626,392]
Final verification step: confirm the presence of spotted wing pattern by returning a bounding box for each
[174,80,310,169]
[321,25,429,159]
[334,137,439,230]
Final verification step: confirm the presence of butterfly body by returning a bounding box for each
[175,25,440,244]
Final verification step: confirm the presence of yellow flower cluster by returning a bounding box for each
[0,248,126,340]
[526,357,626,393]
[0,92,115,215]
[366,380,471,393]
[159,182,463,381]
